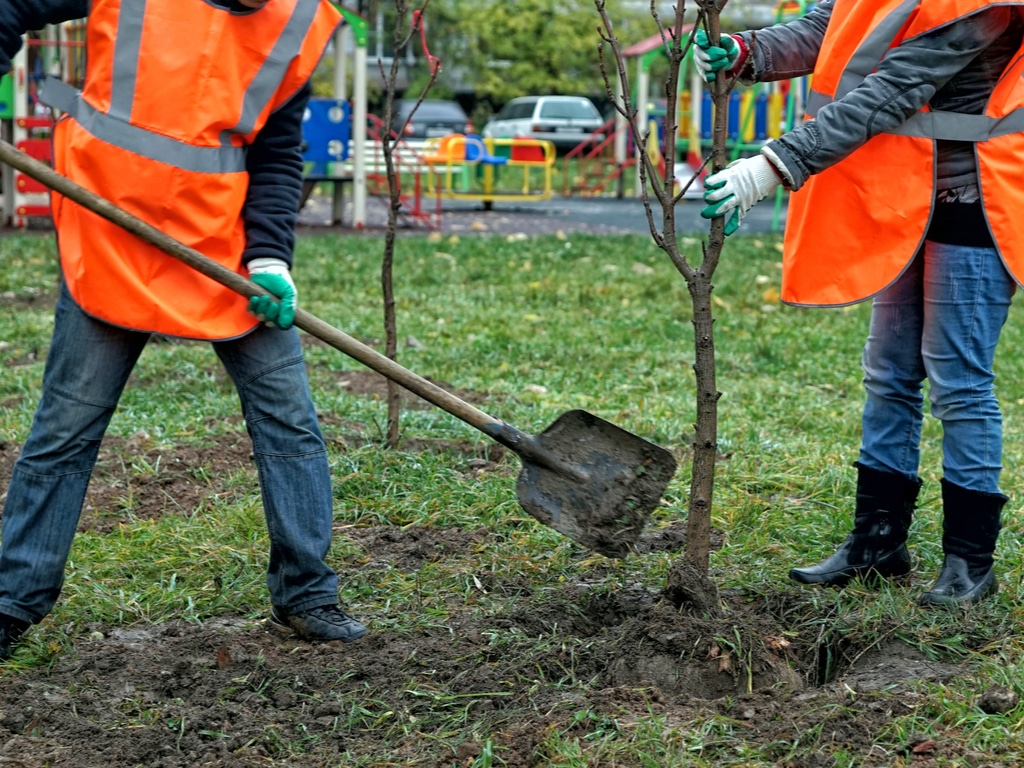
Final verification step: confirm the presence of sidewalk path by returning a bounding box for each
[297,193,789,238]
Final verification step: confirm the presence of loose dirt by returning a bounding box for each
[0,224,976,765]
[0,400,974,767]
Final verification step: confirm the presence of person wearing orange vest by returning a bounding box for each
[696,1,1024,605]
[0,0,368,662]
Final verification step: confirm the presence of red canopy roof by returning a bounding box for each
[620,25,696,58]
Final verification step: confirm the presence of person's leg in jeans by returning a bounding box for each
[921,242,1013,494]
[788,254,927,586]
[917,242,1013,604]
[213,325,365,641]
[861,240,1013,488]
[0,283,148,627]
[859,251,927,481]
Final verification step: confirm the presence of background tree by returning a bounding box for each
[377,0,440,448]
[374,0,653,108]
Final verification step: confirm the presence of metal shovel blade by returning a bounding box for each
[515,410,677,558]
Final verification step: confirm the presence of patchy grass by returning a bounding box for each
[1,228,1024,765]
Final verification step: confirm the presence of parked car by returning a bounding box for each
[482,95,605,151]
[389,99,473,140]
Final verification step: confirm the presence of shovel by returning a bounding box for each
[0,138,677,558]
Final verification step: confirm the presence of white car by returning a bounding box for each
[482,95,605,152]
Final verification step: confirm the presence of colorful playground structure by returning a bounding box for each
[420,134,556,208]
[0,22,85,227]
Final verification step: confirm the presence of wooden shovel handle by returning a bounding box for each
[0,138,531,450]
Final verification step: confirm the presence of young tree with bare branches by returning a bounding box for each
[377,1,441,448]
[595,0,732,611]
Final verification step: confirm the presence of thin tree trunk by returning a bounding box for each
[378,1,438,449]
[683,3,729,574]
[380,11,405,449]
[595,0,729,608]
[382,209,401,448]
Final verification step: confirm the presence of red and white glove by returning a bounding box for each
[693,31,747,82]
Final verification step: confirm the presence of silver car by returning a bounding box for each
[390,99,473,140]
[482,95,605,152]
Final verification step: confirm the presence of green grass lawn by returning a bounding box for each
[2,229,1024,765]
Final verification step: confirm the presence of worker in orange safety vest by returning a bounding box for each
[695,0,1024,605]
[0,0,369,663]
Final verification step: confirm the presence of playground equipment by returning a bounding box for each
[422,134,556,208]
[0,22,85,226]
[298,4,370,229]
[300,96,352,225]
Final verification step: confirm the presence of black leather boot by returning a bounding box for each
[0,614,28,662]
[789,463,922,587]
[918,479,1006,606]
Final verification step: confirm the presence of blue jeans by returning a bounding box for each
[0,284,339,624]
[859,241,1015,494]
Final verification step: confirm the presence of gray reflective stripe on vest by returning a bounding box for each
[39,76,247,174]
[110,0,146,122]
[226,0,322,144]
[892,108,1024,140]
[806,84,1024,141]
[834,0,921,102]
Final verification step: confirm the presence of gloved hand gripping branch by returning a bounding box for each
[693,30,746,83]
[700,154,785,236]
[247,257,297,330]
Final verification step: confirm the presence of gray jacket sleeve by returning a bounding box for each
[746,5,1016,190]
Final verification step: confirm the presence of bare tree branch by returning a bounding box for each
[378,0,441,448]
[595,0,731,606]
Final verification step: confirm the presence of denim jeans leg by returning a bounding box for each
[0,285,148,623]
[213,325,339,611]
[920,242,1014,493]
[858,251,927,482]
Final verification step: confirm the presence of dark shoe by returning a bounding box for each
[0,614,29,662]
[269,604,367,643]
[917,554,997,606]
[788,532,911,586]
[789,463,921,587]
[917,479,1005,607]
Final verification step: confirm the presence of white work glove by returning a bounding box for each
[700,154,782,236]
[246,257,297,330]
[694,30,741,83]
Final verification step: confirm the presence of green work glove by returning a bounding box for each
[247,257,297,330]
[694,29,741,83]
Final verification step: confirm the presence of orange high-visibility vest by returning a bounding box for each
[45,0,341,339]
[781,0,1024,307]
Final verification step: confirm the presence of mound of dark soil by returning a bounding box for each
[0,432,972,767]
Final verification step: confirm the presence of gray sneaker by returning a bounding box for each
[269,604,367,643]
